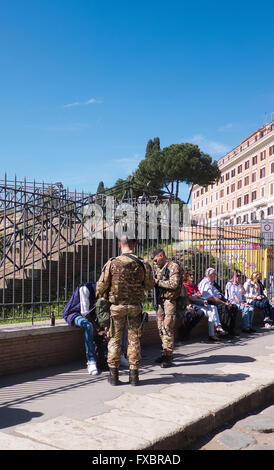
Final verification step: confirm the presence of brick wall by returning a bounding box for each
[0,314,160,376]
[0,324,85,376]
[0,308,264,377]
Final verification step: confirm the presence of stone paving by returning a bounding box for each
[196,404,274,450]
[1,328,274,450]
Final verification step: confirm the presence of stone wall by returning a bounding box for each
[0,308,264,377]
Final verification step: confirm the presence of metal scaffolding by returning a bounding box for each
[0,175,273,323]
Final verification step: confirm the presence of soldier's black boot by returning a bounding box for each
[129,369,139,386]
[154,352,166,364]
[160,355,173,368]
[108,367,119,386]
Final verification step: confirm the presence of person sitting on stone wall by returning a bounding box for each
[63,282,129,375]
[225,270,255,334]
[63,282,99,376]
[244,272,274,329]
[198,268,238,337]
[182,269,227,341]
[177,269,204,341]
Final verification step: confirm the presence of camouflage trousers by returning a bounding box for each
[108,304,142,370]
[157,299,177,356]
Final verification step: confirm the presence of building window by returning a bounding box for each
[252,172,257,182]
[260,167,266,178]
[231,183,235,192]
[251,190,257,201]
[267,206,273,216]
[261,186,265,197]
[270,182,274,196]
[220,189,224,198]
[221,176,224,183]
[209,210,212,218]
[244,176,249,186]
[252,155,257,165]
[231,169,235,177]
[225,172,230,181]
[245,160,249,170]
[269,145,274,156]
[237,197,242,208]
[238,164,242,174]
[197,191,199,197]
[236,216,241,224]
[244,194,249,205]
[243,214,249,223]
[260,150,266,161]
[232,200,235,210]
[227,186,229,195]
[271,162,274,173]
[237,180,242,189]
[251,211,257,221]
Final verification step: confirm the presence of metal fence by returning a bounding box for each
[0,175,273,323]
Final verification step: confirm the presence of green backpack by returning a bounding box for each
[95,297,111,329]
[176,296,188,319]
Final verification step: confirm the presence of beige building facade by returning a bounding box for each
[191,121,274,225]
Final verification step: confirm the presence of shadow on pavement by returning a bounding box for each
[0,406,43,429]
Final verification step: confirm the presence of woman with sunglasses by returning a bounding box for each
[225,271,255,333]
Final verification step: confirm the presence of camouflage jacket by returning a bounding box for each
[155,260,181,301]
[96,251,154,305]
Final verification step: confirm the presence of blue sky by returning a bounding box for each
[1,0,274,201]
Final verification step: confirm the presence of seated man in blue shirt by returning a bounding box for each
[63,283,128,375]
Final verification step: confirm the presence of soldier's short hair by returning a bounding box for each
[119,235,137,245]
[151,248,165,259]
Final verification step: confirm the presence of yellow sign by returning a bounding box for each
[199,241,269,279]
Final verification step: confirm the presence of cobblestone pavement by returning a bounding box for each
[191,402,274,450]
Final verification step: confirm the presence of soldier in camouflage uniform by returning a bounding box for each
[152,248,181,368]
[96,236,154,386]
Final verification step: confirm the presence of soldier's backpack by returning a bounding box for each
[176,295,188,319]
[95,297,111,329]
[95,254,146,329]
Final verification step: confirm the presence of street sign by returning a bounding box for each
[261,220,274,233]
[261,219,274,246]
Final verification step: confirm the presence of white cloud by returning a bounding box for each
[63,102,81,108]
[188,134,230,157]
[63,98,102,108]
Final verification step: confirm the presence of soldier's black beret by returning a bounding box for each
[151,248,165,259]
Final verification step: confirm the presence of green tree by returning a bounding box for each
[145,137,160,158]
[96,181,105,194]
[134,142,220,201]
[145,139,154,158]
